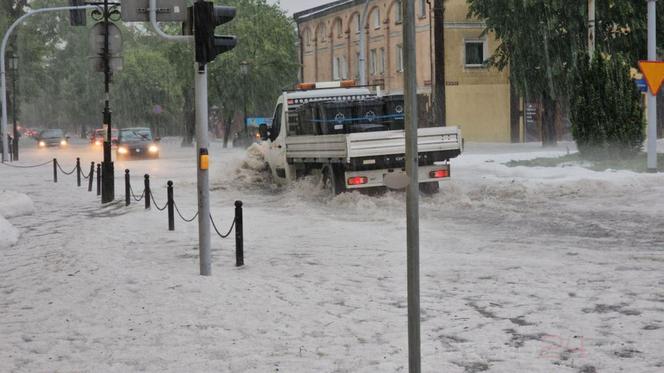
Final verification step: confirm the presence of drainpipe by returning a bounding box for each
[359,0,371,85]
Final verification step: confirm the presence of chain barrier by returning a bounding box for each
[0,160,52,169]
[174,201,199,223]
[56,161,77,175]
[210,214,235,239]
[150,192,168,211]
[80,167,91,179]
[129,185,145,202]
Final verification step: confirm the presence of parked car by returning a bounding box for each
[90,128,118,146]
[116,127,160,160]
[37,129,69,148]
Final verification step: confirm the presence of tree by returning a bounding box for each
[570,53,645,159]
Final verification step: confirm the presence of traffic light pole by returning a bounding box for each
[403,0,422,371]
[647,0,658,172]
[0,4,95,163]
[195,63,212,276]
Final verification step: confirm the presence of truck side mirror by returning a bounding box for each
[259,124,269,141]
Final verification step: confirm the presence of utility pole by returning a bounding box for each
[432,0,446,126]
[10,53,18,161]
[647,0,658,172]
[403,0,421,371]
[588,0,595,56]
[100,0,116,204]
[359,0,371,85]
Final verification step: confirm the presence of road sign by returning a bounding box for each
[121,0,187,22]
[638,60,664,96]
[635,78,648,93]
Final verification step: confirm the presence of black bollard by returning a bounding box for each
[144,174,151,210]
[76,157,81,187]
[125,169,130,206]
[88,162,95,192]
[53,158,58,183]
[167,181,174,231]
[235,200,244,267]
[96,163,101,196]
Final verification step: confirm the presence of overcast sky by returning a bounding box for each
[268,0,332,16]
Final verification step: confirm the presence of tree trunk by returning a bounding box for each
[432,0,446,126]
[181,87,194,147]
[222,112,234,148]
[541,92,557,146]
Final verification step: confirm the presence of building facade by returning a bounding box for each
[294,0,519,142]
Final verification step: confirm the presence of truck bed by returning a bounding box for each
[285,126,462,163]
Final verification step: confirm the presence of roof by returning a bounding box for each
[284,87,372,100]
[293,0,363,23]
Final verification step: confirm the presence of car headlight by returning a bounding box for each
[148,145,159,153]
[60,140,67,146]
[39,141,46,147]
[118,147,128,155]
[95,140,101,146]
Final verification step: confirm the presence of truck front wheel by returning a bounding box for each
[322,165,346,195]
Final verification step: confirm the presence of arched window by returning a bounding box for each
[304,28,312,46]
[395,1,403,24]
[371,8,381,29]
[355,13,361,33]
[317,24,327,42]
[334,18,343,38]
[418,0,427,18]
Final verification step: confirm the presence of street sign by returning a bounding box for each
[89,22,123,72]
[121,0,187,22]
[639,60,664,96]
[153,104,163,114]
[635,78,648,93]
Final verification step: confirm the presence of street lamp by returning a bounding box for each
[8,53,18,161]
[239,61,251,142]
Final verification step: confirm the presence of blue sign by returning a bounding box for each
[635,78,648,93]
[245,117,272,127]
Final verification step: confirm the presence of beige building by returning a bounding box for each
[294,0,520,142]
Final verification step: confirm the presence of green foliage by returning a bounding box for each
[570,53,645,159]
[1,0,297,137]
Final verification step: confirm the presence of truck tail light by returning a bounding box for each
[430,169,449,179]
[347,176,368,186]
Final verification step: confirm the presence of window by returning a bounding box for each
[395,1,402,24]
[370,49,377,75]
[355,13,361,33]
[305,29,311,46]
[379,48,385,74]
[333,57,340,80]
[270,104,283,141]
[465,40,486,67]
[372,8,381,29]
[356,52,361,78]
[418,0,426,18]
[318,25,327,42]
[341,55,348,79]
[335,19,343,38]
[396,44,404,72]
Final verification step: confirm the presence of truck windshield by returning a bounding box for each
[40,129,64,139]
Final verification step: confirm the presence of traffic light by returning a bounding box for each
[194,1,237,65]
[68,0,87,26]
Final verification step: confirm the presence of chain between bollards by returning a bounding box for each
[88,162,95,192]
[167,180,174,231]
[235,200,244,267]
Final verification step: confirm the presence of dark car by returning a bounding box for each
[90,128,119,147]
[116,127,160,160]
[37,129,69,148]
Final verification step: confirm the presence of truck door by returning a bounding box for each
[267,103,288,179]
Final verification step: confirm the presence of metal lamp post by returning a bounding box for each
[240,60,250,142]
[8,53,18,161]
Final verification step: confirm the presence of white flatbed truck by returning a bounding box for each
[258,81,462,194]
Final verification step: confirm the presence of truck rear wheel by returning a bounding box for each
[322,165,346,195]
[419,181,440,195]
